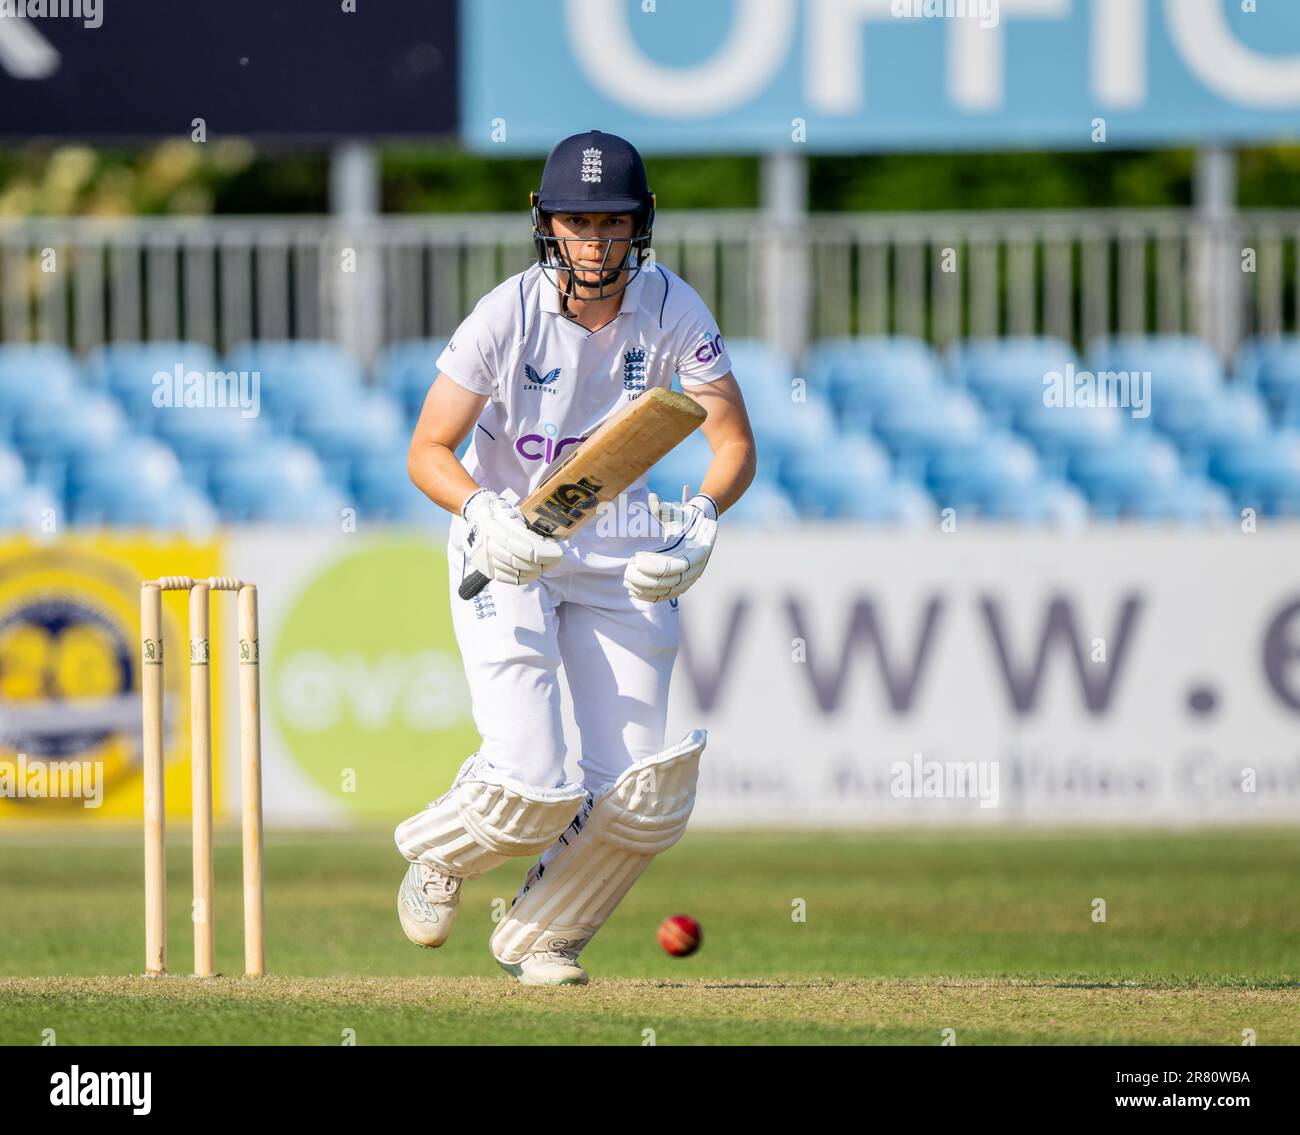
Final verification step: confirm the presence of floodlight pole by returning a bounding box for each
[330,141,383,367]
[1194,146,1239,362]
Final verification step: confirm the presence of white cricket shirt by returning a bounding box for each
[436,260,731,511]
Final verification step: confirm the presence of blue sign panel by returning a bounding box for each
[463,0,1300,153]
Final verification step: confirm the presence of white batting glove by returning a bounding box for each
[624,494,719,603]
[461,488,561,586]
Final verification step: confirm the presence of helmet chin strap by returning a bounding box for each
[555,240,628,313]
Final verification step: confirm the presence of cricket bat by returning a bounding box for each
[458,387,707,600]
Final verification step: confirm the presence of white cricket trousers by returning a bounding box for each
[447,513,679,792]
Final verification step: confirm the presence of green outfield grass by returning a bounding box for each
[1,828,1297,1045]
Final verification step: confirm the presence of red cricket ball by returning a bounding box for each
[657,914,702,957]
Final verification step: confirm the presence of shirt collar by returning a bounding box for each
[539,260,649,318]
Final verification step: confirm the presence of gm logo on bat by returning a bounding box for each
[530,475,606,536]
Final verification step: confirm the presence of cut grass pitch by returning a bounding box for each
[1,828,1297,1044]
[3,976,1296,1046]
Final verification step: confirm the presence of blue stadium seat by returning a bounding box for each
[223,340,364,427]
[1088,335,1222,392]
[71,481,220,535]
[835,359,942,434]
[1012,400,1127,477]
[647,429,715,502]
[12,391,126,458]
[832,480,934,526]
[1135,382,1226,452]
[236,481,352,524]
[925,433,1040,509]
[713,481,799,525]
[1236,337,1300,418]
[948,337,1078,420]
[976,479,1089,528]
[1068,435,1183,519]
[68,437,183,510]
[376,338,448,420]
[1127,477,1234,525]
[1274,389,1300,434]
[0,444,60,533]
[778,437,892,517]
[1208,431,1300,517]
[84,341,221,425]
[804,336,941,417]
[722,339,798,418]
[353,456,442,524]
[1086,336,1222,444]
[12,393,129,501]
[0,446,27,495]
[0,342,79,391]
[794,477,888,520]
[0,344,79,437]
[0,483,59,533]
[1175,388,1270,473]
[693,340,837,457]
[153,404,269,490]
[294,391,407,492]
[749,401,839,469]
[871,390,984,479]
[749,391,839,449]
[207,439,339,522]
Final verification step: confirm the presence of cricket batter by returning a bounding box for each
[394,130,756,985]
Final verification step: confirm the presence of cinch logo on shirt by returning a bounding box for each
[694,333,725,364]
[523,363,561,393]
[516,433,588,464]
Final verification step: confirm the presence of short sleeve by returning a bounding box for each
[436,301,499,396]
[673,294,733,386]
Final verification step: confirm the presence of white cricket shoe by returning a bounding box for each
[397,861,463,948]
[495,948,590,986]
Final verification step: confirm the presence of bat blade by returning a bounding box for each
[458,388,706,600]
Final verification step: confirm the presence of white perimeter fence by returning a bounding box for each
[0,209,1293,364]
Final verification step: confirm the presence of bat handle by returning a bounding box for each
[458,570,490,600]
[459,514,549,600]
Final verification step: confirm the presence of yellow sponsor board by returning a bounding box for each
[0,535,224,823]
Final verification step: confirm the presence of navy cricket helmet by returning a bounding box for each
[531,130,655,302]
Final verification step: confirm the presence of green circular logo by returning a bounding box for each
[270,538,478,816]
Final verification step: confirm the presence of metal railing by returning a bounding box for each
[0,209,1293,364]
[798,209,1293,362]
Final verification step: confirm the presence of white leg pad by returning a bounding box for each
[490,729,706,963]
[395,755,587,879]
